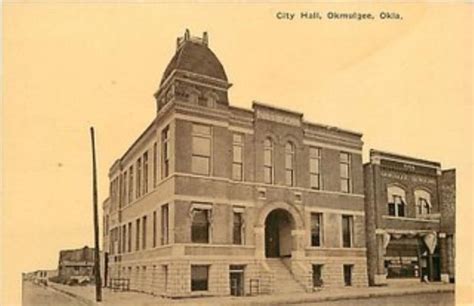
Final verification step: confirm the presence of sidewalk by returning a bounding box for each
[48,281,454,306]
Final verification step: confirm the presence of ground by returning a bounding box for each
[291,292,454,306]
[22,280,455,306]
[22,281,87,306]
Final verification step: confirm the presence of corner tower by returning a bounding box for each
[154,29,232,112]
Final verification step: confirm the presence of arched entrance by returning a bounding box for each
[264,209,295,258]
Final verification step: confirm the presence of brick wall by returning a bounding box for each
[440,169,456,235]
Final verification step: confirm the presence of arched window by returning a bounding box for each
[387,186,406,217]
[205,91,218,108]
[285,142,295,186]
[414,189,432,217]
[263,138,273,184]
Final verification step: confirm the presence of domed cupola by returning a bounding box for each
[154,29,232,112]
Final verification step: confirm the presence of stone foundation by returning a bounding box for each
[108,255,367,297]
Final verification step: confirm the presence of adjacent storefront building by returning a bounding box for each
[364,150,455,285]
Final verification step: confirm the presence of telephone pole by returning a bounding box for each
[90,127,102,302]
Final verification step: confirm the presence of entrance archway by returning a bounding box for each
[264,209,295,258]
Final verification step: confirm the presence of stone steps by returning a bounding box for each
[266,259,305,293]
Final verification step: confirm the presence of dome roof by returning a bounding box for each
[160,36,228,86]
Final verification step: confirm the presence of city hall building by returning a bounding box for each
[103,30,369,297]
[364,150,456,286]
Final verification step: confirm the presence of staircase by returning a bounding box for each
[266,258,306,293]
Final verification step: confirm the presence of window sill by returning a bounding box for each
[382,215,440,223]
[190,291,212,297]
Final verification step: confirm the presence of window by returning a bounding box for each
[233,210,244,245]
[127,222,132,252]
[310,147,322,190]
[232,134,243,181]
[105,215,109,233]
[136,158,142,198]
[205,91,218,108]
[117,226,123,254]
[342,215,353,248]
[128,166,134,203]
[263,138,273,184]
[191,206,211,243]
[418,198,430,215]
[153,142,157,187]
[162,126,170,178]
[311,213,323,247]
[285,142,295,186]
[161,204,169,245]
[192,124,211,175]
[142,216,147,250]
[387,186,407,217]
[153,211,157,248]
[122,171,128,205]
[343,265,353,286]
[143,151,148,195]
[122,224,127,253]
[135,218,140,251]
[415,189,432,217]
[312,265,323,287]
[340,152,351,193]
[163,265,168,292]
[191,265,209,291]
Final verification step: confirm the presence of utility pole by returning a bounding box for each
[90,127,102,302]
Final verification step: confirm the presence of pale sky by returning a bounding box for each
[2,3,473,305]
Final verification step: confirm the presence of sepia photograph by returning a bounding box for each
[2,2,473,306]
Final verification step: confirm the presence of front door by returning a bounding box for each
[229,265,245,296]
[265,216,280,257]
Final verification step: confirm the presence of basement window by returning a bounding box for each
[343,264,353,286]
[191,265,209,291]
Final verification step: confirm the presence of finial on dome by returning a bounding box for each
[202,32,208,46]
[184,29,190,40]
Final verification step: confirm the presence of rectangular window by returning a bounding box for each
[191,265,209,291]
[233,211,244,245]
[128,166,134,203]
[122,171,128,205]
[342,215,353,248]
[122,224,127,253]
[136,158,142,198]
[153,142,157,187]
[388,202,396,216]
[191,207,211,243]
[105,215,109,233]
[143,151,148,195]
[310,147,322,190]
[343,265,353,286]
[142,216,147,250]
[312,265,323,287]
[135,218,140,251]
[395,196,405,217]
[285,143,295,186]
[340,152,351,193]
[232,134,243,181]
[163,265,168,292]
[127,222,132,252]
[153,211,157,248]
[161,204,169,245]
[162,126,170,178]
[263,145,273,184]
[389,195,405,217]
[311,213,323,247]
[192,124,211,175]
[117,226,122,254]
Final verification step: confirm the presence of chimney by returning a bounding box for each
[202,32,209,46]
